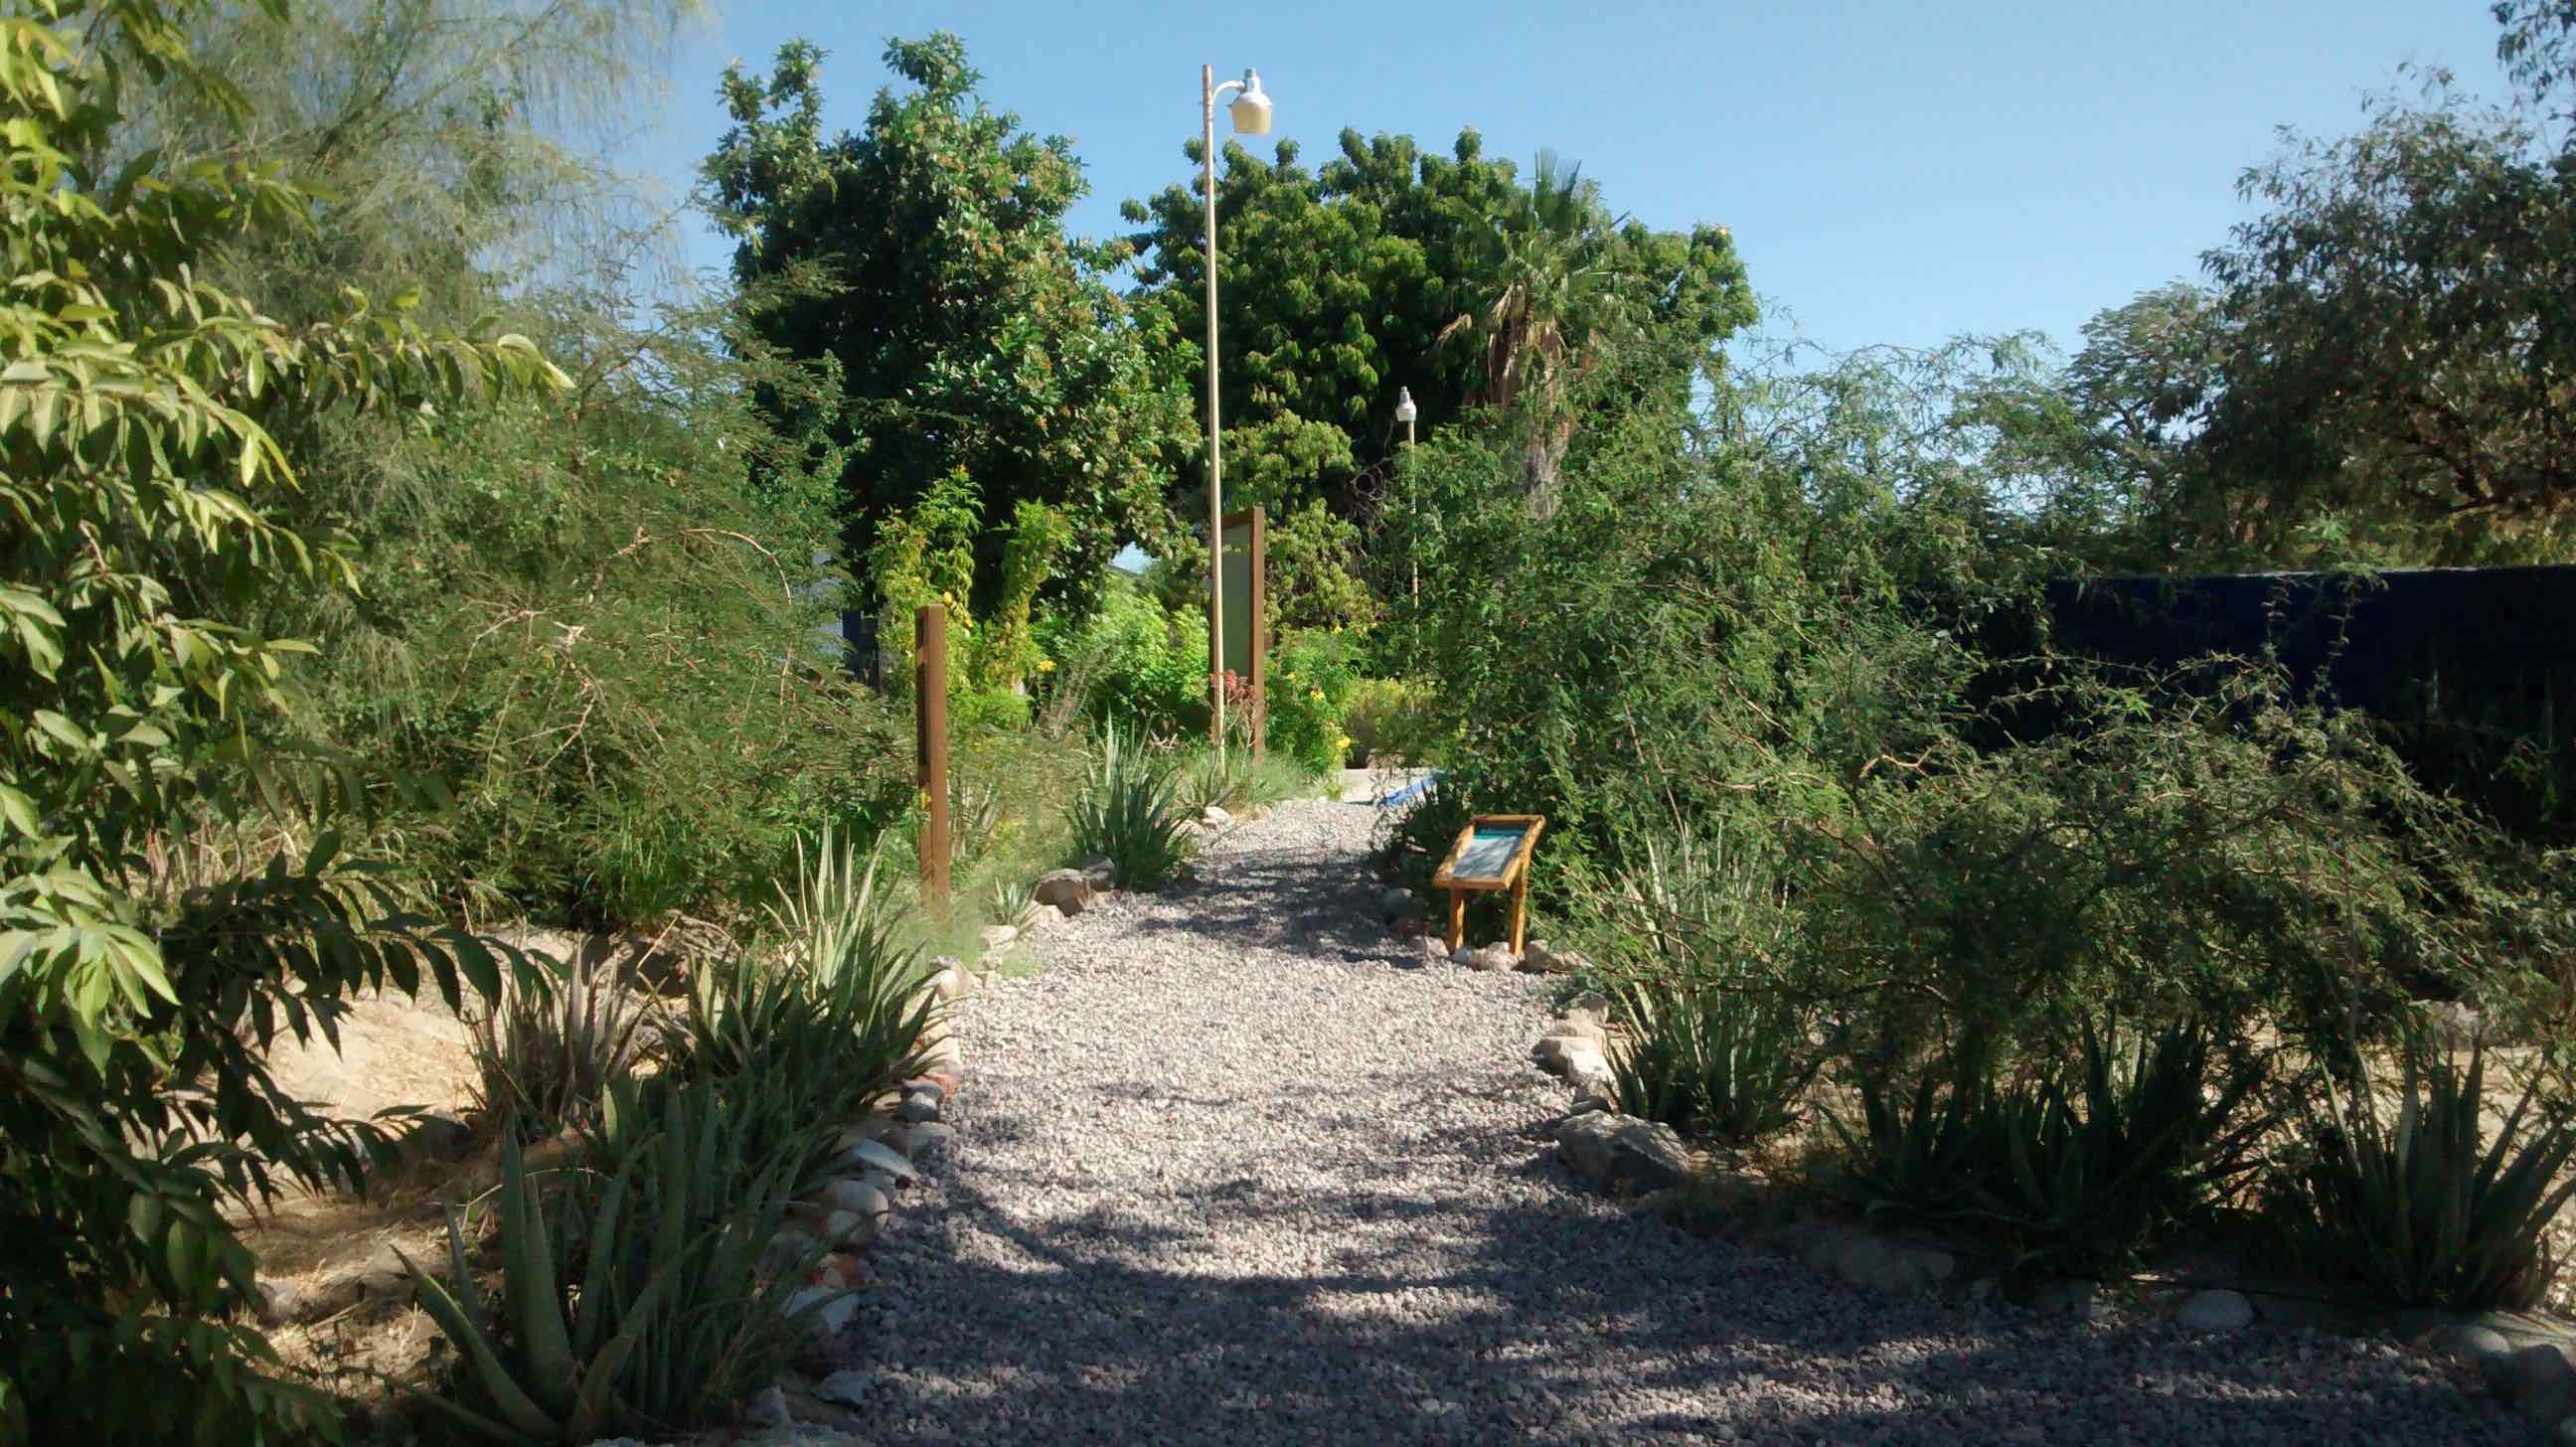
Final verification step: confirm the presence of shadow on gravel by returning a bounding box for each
[1131,810,1408,965]
[842,1094,2522,1447]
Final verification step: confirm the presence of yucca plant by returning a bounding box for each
[401,1089,820,1444]
[467,949,657,1139]
[2265,1032,2576,1310]
[1066,724,1194,890]
[1605,974,1821,1144]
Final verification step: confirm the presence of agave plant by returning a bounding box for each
[401,1090,819,1445]
[2266,1033,2576,1310]
[466,948,656,1139]
[1827,1018,2272,1275]
[1065,724,1193,890]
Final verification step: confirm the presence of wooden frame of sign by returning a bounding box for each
[1430,814,1546,954]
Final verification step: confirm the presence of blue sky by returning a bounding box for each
[621,0,2511,359]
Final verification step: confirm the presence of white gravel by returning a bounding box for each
[820,797,2525,1446]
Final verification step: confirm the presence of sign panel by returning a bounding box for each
[1220,517,1257,679]
[1433,814,1546,890]
[1452,825,1530,883]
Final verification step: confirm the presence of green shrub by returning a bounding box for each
[1605,976,1822,1146]
[1825,1019,2271,1276]
[0,5,564,1438]
[403,1090,818,1444]
[2264,1034,2576,1310]
[468,951,657,1139]
[1341,678,1448,766]
[1267,629,1364,773]
[1038,579,1209,741]
[1066,725,1196,890]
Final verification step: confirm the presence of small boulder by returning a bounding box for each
[2507,1344,2576,1424]
[785,1286,858,1338]
[1563,992,1612,1026]
[812,1368,881,1409]
[978,924,1019,953]
[1602,1117,1694,1192]
[1531,1034,1609,1074]
[1563,1056,1618,1101]
[817,1178,891,1221]
[1078,856,1116,891]
[2025,1278,2105,1321]
[1388,911,1427,940]
[895,1089,941,1124]
[2421,1320,2515,1372]
[1541,1018,1610,1048]
[1202,805,1231,828]
[1556,1112,1693,1194]
[894,1122,955,1162]
[837,1137,917,1185]
[815,1208,876,1251]
[745,1385,793,1428]
[1033,869,1091,915]
[1556,1110,1622,1183]
[1382,886,1417,918]
[1454,944,1518,972]
[2176,1289,2255,1332]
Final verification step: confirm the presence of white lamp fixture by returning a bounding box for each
[1201,62,1276,762]
[1393,387,1418,426]
[1229,70,1272,135]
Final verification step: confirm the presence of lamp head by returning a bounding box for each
[1393,387,1417,424]
[1229,70,1272,135]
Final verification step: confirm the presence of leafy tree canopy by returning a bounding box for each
[706,33,1192,609]
[1120,126,1754,525]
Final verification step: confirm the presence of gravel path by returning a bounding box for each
[828,796,2526,1446]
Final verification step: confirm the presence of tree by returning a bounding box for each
[2181,2,2576,563]
[0,1,564,1438]
[706,34,1192,608]
[1122,127,1754,530]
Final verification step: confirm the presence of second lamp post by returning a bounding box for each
[1201,63,1270,761]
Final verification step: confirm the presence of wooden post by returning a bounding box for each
[1445,888,1466,953]
[1509,873,1530,956]
[916,604,950,913]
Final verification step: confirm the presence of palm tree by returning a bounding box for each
[1438,150,1632,516]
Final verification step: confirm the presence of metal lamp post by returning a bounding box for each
[1394,387,1418,603]
[1202,64,1271,763]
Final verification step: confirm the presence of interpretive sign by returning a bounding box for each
[1217,507,1267,755]
[1431,815,1545,953]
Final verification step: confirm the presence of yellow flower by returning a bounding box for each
[1335,733,1354,751]
[1307,688,1325,703]
[1037,657,1055,673]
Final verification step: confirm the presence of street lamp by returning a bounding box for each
[1203,64,1270,762]
[1394,387,1418,603]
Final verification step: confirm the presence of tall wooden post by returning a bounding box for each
[915,604,950,913]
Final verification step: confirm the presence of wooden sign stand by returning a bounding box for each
[1431,814,1545,954]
